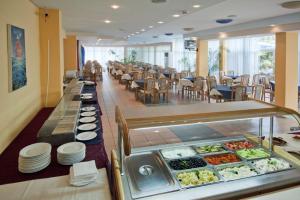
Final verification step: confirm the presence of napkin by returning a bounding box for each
[70,160,98,186]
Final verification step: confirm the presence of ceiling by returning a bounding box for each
[31,0,300,45]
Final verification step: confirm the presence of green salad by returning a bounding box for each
[195,144,226,154]
[176,169,219,187]
[236,148,270,160]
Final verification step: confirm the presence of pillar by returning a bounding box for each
[196,39,208,77]
[275,32,299,111]
[63,35,78,74]
[219,40,227,72]
[39,8,64,107]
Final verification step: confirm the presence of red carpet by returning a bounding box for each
[0,108,109,185]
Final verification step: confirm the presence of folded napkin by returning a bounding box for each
[70,160,98,186]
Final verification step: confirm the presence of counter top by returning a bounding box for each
[0,168,111,200]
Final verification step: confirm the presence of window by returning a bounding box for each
[85,46,124,67]
[208,40,220,76]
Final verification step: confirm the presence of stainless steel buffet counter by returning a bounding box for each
[113,101,300,200]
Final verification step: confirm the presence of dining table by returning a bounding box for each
[225,75,239,79]
[216,85,253,101]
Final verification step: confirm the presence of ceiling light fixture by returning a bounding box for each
[157,21,164,24]
[193,4,201,8]
[136,31,140,34]
[149,25,153,28]
[97,38,102,41]
[104,20,111,23]
[131,33,135,36]
[219,32,227,39]
[141,29,145,31]
[173,14,180,18]
[269,24,276,27]
[111,4,120,9]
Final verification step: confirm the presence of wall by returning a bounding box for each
[64,35,78,73]
[39,8,64,107]
[0,0,41,153]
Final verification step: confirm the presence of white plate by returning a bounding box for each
[57,142,86,155]
[81,96,93,99]
[77,123,97,131]
[79,117,96,123]
[81,106,96,112]
[19,158,51,173]
[19,143,51,158]
[76,131,97,141]
[81,93,93,96]
[80,112,96,117]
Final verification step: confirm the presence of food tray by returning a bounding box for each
[203,153,241,165]
[223,140,256,151]
[174,167,222,189]
[167,156,207,171]
[193,144,228,155]
[248,156,293,175]
[215,162,259,181]
[236,148,271,160]
[160,146,197,159]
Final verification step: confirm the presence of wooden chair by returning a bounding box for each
[232,85,247,101]
[252,84,264,100]
[252,74,261,85]
[225,79,233,86]
[157,78,169,102]
[261,76,274,102]
[206,76,222,103]
[139,78,156,103]
[188,77,205,100]
[240,74,250,86]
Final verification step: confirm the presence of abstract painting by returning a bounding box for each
[7,24,27,91]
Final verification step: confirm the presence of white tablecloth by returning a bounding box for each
[131,81,159,90]
[177,79,193,92]
[0,169,111,200]
[116,69,123,76]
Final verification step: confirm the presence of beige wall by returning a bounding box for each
[196,39,209,77]
[39,8,64,107]
[64,35,78,73]
[0,0,42,153]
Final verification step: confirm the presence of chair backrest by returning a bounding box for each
[206,76,217,90]
[253,84,264,100]
[144,78,155,92]
[252,74,260,85]
[240,74,250,86]
[158,78,168,90]
[232,86,246,101]
[180,71,188,78]
[261,76,270,88]
[193,78,204,90]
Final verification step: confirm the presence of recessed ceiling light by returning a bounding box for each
[141,29,145,32]
[111,4,120,9]
[104,20,111,23]
[128,35,131,37]
[131,33,135,36]
[219,32,227,39]
[193,4,201,8]
[136,31,140,34]
[97,38,102,41]
[173,14,180,18]
[157,21,164,24]
[149,25,153,28]
[269,24,276,27]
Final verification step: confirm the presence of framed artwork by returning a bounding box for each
[7,24,27,91]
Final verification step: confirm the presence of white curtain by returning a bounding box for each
[225,35,275,77]
[172,38,185,71]
[85,46,124,67]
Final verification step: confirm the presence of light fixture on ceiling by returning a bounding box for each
[151,0,167,3]
[157,21,164,24]
[97,38,102,41]
[131,33,135,36]
[149,25,154,28]
[104,20,111,23]
[281,1,300,9]
[269,24,276,27]
[165,33,173,36]
[111,4,120,9]
[173,14,180,18]
[219,32,227,39]
[141,29,145,31]
[136,31,140,34]
[193,4,201,8]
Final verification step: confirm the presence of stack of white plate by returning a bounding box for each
[57,142,86,165]
[18,143,52,173]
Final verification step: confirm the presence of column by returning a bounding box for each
[196,39,208,77]
[275,32,299,111]
[39,8,64,107]
[219,39,227,73]
[63,35,78,74]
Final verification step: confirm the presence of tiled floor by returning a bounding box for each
[96,72,298,160]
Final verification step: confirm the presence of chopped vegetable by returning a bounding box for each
[236,148,270,160]
[224,140,255,150]
[176,169,219,187]
[251,158,291,173]
[204,153,241,165]
[218,164,258,181]
[195,144,227,154]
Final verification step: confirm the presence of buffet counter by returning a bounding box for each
[113,100,300,200]
[0,168,111,200]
